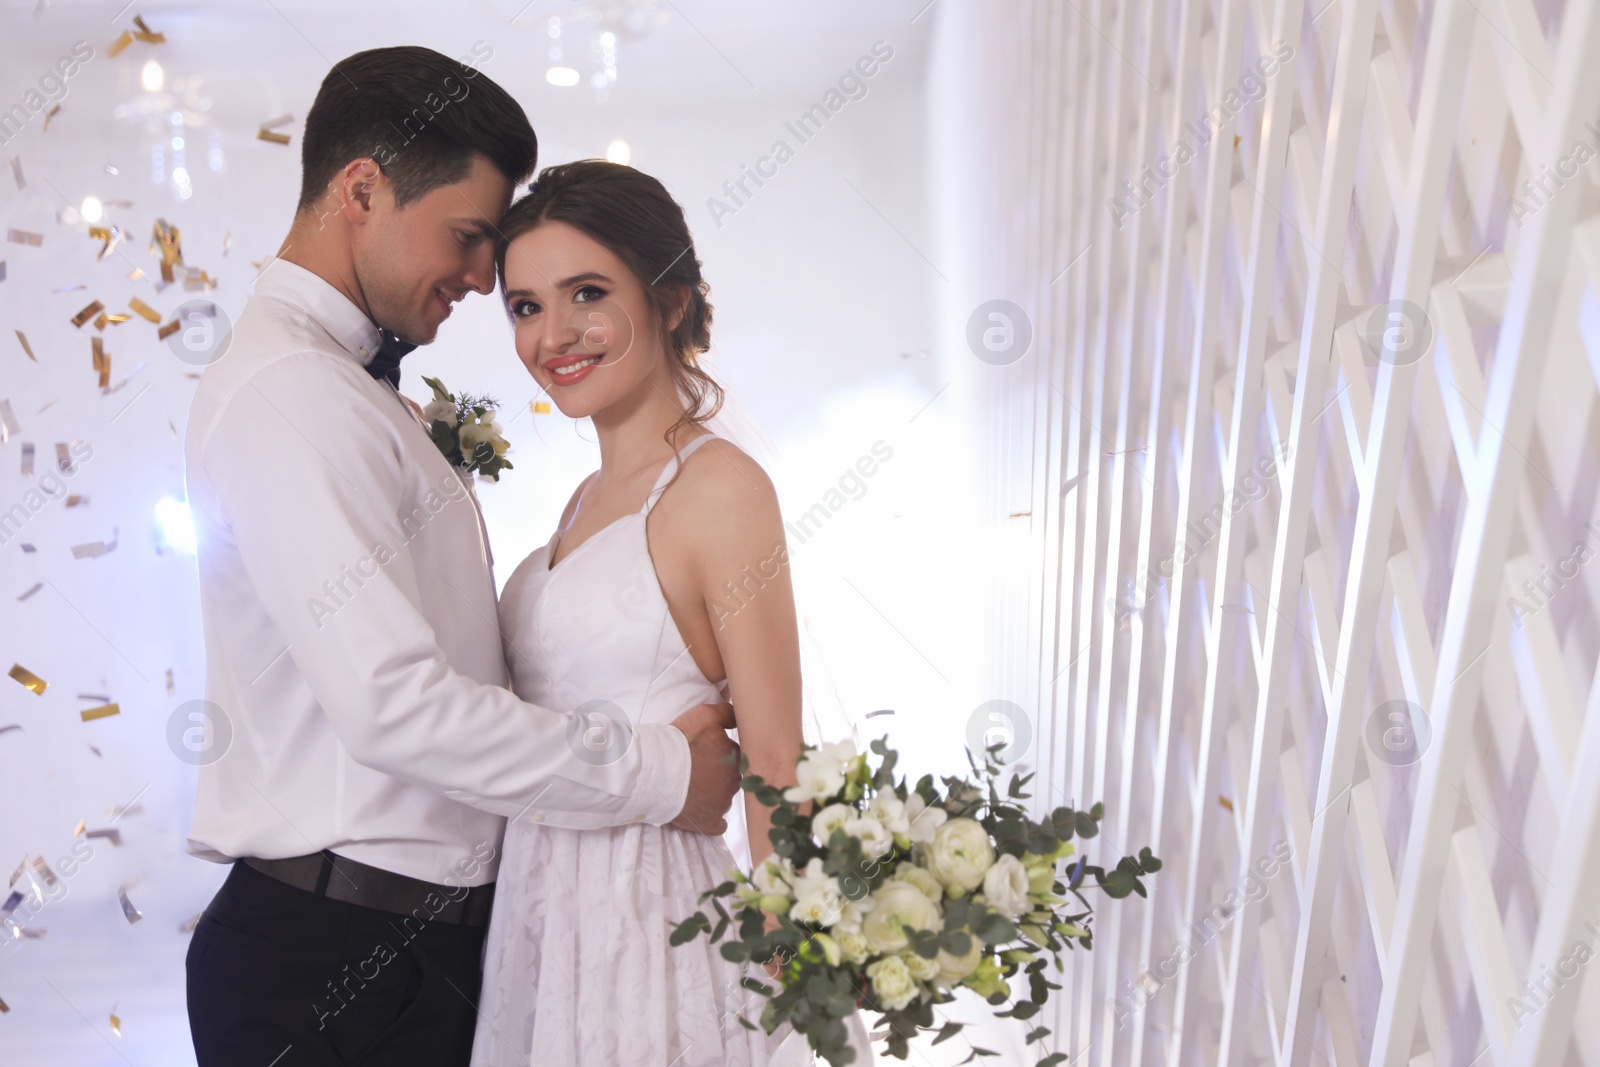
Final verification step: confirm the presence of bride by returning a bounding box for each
[469,159,813,1066]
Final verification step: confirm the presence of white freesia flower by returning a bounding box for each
[784,742,855,803]
[422,398,456,425]
[867,791,910,834]
[862,881,941,954]
[790,886,845,927]
[845,815,893,858]
[927,818,996,891]
[811,803,854,845]
[834,897,872,935]
[904,792,949,845]
[865,955,919,1011]
[982,853,1031,918]
[888,863,944,904]
[751,854,795,898]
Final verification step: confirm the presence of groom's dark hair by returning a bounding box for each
[297,45,537,212]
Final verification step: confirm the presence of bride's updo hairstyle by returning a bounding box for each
[495,160,723,448]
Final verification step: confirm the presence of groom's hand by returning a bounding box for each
[667,702,741,835]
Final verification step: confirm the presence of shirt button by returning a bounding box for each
[531,813,545,823]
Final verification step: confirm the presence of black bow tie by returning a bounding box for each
[365,329,417,388]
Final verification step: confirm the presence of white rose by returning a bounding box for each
[888,863,944,904]
[900,950,941,982]
[904,793,949,845]
[927,818,995,891]
[784,749,847,803]
[422,399,456,425]
[982,853,1031,918]
[835,929,871,964]
[867,791,910,834]
[934,937,984,985]
[865,955,919,1011]
[811,803,854,845]
[862,881,941,954]
[845,816,892,858]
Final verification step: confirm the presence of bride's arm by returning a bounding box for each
[665,440,804,869]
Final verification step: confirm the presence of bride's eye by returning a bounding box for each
[574,284,606,303]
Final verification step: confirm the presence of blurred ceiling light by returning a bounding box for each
[155,496,196,555]
[80,196,104,223]
[141,60,164,93]
[606,140,631,165]
[546,66,580,87]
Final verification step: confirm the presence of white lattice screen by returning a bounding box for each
[946,0,1600,1063]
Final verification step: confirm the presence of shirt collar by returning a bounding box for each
[252,257,385,369]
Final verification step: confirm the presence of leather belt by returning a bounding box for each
[242,851,495,929]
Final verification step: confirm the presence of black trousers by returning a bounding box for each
[186,860,488,1067]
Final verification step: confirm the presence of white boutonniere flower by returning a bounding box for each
[420,375,514,481]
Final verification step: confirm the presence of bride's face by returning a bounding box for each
[502,220,667,419]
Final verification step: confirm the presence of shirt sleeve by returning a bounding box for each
[197,351,692,829]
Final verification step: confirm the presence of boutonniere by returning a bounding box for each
[420,375,514,482]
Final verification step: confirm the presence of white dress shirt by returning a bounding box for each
[183,258,692,886]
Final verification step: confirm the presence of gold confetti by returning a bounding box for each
[109,1009,122,1035]
[0,996,8,1012]
[221,230,231,255]
[157,319,180,341]
[92,336,110,388]
[21,442,33,475]
[14,330,36,361]
[165,668,174,694]
[81,703,120,721]
[55,441,77,473]
[133,14,165,42]
[533,400,551,414]
[65,494,88,507]
[117,886,141,923]
[42,104,60,132]
[8,156,22,190]
[127,267,144,281]
[88,224,123,262]
[150,219,182,282]
[107,30,132,56]
[93,312,108,330]
[72,300,104,328]
[257,128,292,145]
[30,857,58,887]
[85,828,122,846]
[182,268,216,291]
[8,664,46,696]
[71,534,117,559]
[16,582,41,601]
[0,399,16,442]
[107,801,142,818]
[105,313,130,325]
[7,229,42,247]
[1218,796,1234,812]
[180,912,201,933]
[72,819,85,838]
[128,297,161,323]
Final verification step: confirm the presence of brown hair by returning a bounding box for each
[495,159,722,454]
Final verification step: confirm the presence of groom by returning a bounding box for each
[182,46,742,1066]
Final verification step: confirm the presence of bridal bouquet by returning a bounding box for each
[671,737,1161,1065]
[420,375,513,481]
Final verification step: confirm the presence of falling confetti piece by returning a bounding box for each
[92,336,110,388]
[151,219,182,282]
[0,997,8,1012]
[107,802,142,818]
[0,400,17,442]
[105,313,130,325]
[88,225,124,262]
[19,544,35,553]
[16,582,41,601]
[72,300,104,328]
[127,267,144,281]
[1219,796,1235,812]
[7,230,42,247]
[105,163,119,175]
[92,312,108,331]
[85,828,122,846]
[117,886,142,923]
[7,859,23,886]
[51,283,86,293]
[0,725,20,737]
[107,30,133,56]
[8,157,22,189]
[55,442,76,474]
[257,129,292,145]
[128,297,161,323]
[1222,604,1253,615]
[0,260,6,283]
[30,857,57,887]
[180,912,201,933]
[1,891,20,916]
[14,331,35,361]
[221,230,231,255]
[20,443,34,476]
[532,400,551,414]
[12,926,45,940]
[72,819,85,837]
[157,319,180,341]
[42,104,60,132]
[80,703,120,721]
[8,664,46,695]
[164,668,174,694]
[88,744,101,757]
[132,14,166,42]
[110,1010,122,1036]
[72,540,115,559]
[76,692,110,702]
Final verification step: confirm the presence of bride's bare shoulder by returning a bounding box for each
[653,436,783,552]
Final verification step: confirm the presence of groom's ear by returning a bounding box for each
[332,158,387,225]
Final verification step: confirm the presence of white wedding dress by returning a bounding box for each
[470,433,818,1067]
